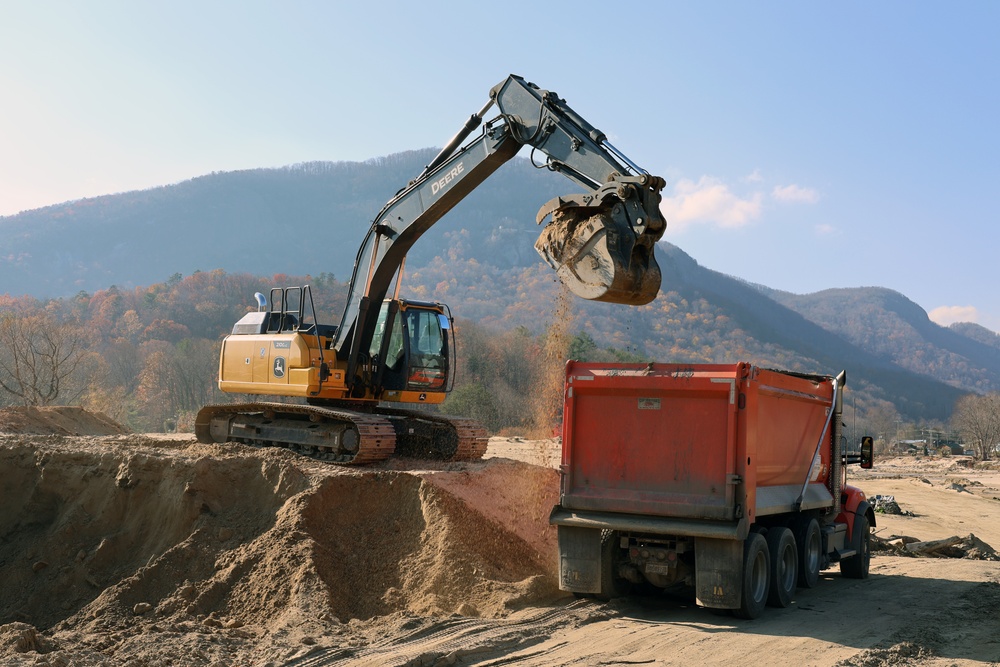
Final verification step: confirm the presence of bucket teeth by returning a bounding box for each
[534,177,666,306]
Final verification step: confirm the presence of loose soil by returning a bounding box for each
[1,411,999,666]
[0,406,128,437]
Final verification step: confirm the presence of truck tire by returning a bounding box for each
[734,532,770,619]
[765,527,797,608]
[840,514,871,579]
[597,530,632,601]
[794,517,822,589]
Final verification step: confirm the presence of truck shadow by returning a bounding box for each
[599,566,1000,664]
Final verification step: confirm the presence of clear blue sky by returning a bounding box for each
[2,2,998,329]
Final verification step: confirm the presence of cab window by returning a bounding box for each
[369,304,405,370]
[404,309,448,391]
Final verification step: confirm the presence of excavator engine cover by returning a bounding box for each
[534,177,666,306]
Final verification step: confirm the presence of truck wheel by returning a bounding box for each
[597,530,632,601]
[734,532,770,619]
[794,517,822,589]
[765,527,797,608]
[840,514,871,579]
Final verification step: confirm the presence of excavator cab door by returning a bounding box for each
[370,300,452,397]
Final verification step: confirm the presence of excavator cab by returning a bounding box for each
[369,299,453,401]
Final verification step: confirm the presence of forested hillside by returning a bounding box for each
[950,322,1000,351]
[770,287,1000,394]
[0,151,996,431]
[0,150,567,297]
[403,242,968,422]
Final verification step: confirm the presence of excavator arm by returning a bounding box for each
[334,74,667,395]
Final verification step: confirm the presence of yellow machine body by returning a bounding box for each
[217,298,449,406]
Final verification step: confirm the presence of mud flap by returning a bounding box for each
[557,525,603,594]
[694,536,742,609]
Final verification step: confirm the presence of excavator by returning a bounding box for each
[194,74,666,464]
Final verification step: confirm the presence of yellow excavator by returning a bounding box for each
[195,74,666,464]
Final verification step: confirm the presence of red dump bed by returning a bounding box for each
[560,362,837,524]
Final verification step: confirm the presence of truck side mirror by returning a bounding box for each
[860,436,874,469]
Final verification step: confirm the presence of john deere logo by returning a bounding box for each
[273,356,286,378]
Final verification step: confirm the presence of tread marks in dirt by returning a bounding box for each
[281,601,604,667]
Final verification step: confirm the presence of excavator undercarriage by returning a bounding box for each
[196,402,488,465]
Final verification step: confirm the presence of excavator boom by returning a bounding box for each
[335,75,666,395]
[199,74,666,465]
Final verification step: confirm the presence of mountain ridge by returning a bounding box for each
[0,151,992,423]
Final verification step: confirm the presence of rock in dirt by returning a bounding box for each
[874,532,1000,560]
[0,623,50,654]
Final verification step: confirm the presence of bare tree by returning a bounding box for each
[865,403,900,454]
[0,313,87,406]
[952,393,1000,461]
[135,338,221,431]
[106,338,144,395]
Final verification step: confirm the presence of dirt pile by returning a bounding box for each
[0,406,128,436]
[0,434,561,665]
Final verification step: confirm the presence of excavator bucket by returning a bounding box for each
[534,178,666,306]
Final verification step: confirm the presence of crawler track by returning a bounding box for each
[377,407,489,461]
[195,402,487,465]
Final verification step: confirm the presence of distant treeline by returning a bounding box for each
[0,257,981,439]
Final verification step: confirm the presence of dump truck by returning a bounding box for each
[549,362,875,618]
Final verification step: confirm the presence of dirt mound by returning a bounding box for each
[0,406,128,436]
[0,437,561,665]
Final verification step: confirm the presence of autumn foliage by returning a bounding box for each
[0,269,613,434]
[0,242,990,439]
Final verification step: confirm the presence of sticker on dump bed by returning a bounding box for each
[638,397,661,410]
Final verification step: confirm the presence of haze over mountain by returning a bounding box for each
[0,150,992,422]
[0,150,567,297]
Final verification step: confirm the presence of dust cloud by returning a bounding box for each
[530,282,573,439]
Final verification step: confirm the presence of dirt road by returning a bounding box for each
[1,410,999,666]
